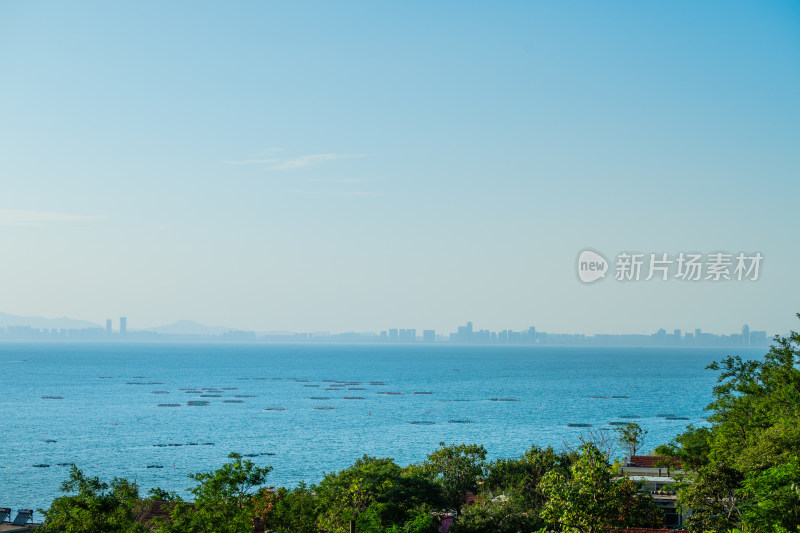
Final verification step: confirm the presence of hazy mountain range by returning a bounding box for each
[0,312,237,336]
[0,311,102,330]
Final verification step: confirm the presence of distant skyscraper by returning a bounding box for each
[388,329,399,342]
[423,330,435,343]
[399,329,416,342]
[120,317,127,335]
[106,319,112,335]
[742,324,750,345]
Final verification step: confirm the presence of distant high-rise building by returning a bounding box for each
[422,330,435,343]
[120,317,127,335]
[742,324,750,345]
[106,319,112,335]
[388,329,399,342]
[399,329,416,342]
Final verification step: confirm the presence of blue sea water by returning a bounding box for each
[0,342,767,511]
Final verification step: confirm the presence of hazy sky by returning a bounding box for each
[1,1,798,335]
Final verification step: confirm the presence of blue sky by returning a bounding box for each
[0,1,798,334]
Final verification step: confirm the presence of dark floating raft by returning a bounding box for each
[157,404,181,407]
[234,394,256,398]
[263,407,287,411]
[348,387,366,390]
[223,400,244,403]
[309,396,331,400]
[413,391,432,395]
[376,391,404,395]
[489,398,520,402]
[200,394,221,397]
[147,465,163,469]
[151,391,170,394]
[655,413,676,418]
[611,395,630,398]
[40,396,64,399]
[618,415,641,419]
[56,463,75,467]
[568,423,592,427]
[32,464,50,468]
[186,401,210,406]
[303,384,320,387]
[44,439,57,443]
[410,421,436,425]
[448,419,473,424]
[608,421,628,426]
[342,396,365,400]
[665,416,689,420]
[242,452,275,457]
[314,406,336,410]
[221,387,239,390]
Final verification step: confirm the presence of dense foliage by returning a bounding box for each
[656,318,800,532]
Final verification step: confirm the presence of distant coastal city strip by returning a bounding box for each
[0,314,771,347]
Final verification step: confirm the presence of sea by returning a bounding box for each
[0,342,767,512]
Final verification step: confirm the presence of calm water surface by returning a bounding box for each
[0,342,766,511]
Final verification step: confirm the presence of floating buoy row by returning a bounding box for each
[152,442,214,447]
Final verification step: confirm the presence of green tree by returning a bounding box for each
[662,317,800,532]
[315,455,442,533]
[739,456,800,532]
[539,443,617,533]
[422,442,487,515]
[39,466,149,533]
[260,482,319,533]
[155,452,273,533]
[539,443,661,533]
[615,422,647,459]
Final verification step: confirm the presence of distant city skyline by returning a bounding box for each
[0,311,777,347]
[1,2,798,335]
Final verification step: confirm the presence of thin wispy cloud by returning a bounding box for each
[0,209,104,227]
[271,153,367,170]
[289,189,383,197]
[222,158,281,165]
[223,151,367,170]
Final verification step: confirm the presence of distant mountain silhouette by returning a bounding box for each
[144,320,237,336]
[0,311,102,330]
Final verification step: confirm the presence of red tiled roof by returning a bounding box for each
[628,455,682,468]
